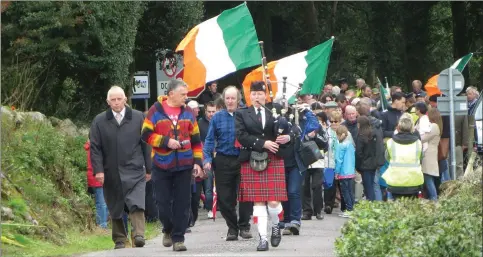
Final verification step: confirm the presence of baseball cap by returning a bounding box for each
[187,100,199,109]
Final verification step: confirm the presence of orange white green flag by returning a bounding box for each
[176,3,261,97]
[242,37,334,106]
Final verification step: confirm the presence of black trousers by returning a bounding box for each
[301,168,324,216]
[189,181,203,225]
[152,167,192,243]
[214,154,252,232]
[324,180,346,211]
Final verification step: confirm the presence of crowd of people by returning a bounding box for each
[86,77,479,252]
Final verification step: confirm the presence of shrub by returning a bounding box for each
[335,170,483,257]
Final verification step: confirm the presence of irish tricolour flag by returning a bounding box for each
[176,3,261,97]
[242,37,334,106]
[424,53,473,96]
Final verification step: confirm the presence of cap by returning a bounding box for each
[250,81,266,92]
[372,88,380,94]
[187,100,199,109]
[325,101,338,108]
[338,78,348,84]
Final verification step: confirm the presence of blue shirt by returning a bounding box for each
[203,109,240,164]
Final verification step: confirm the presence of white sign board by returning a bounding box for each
[157,81,170,96]
[133,75,149,95]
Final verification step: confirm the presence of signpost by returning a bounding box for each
[156,52,183,97]
[436,68,467,180]
[132,71,150,111]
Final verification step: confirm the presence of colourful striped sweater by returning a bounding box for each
[142,96,203,172]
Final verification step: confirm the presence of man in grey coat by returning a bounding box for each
[89,86,152,249]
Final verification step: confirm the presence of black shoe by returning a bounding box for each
[134,235,145,247]
[288,223,300,235]
[270,225,281,247]
[316,212,324,220]
[301,214,312,220]
[114,242,125,249]
[257,238,269,251]
[239,229,252,239]
[226,229,238,241]
[185,227,192,233]
[189,220,195,227]
[324,206,332,214]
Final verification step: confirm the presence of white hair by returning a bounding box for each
[332,86,341,96]
[345,105,357,113]
[107,86,126,100]
[466,86,480,96]
[356,78,365,84]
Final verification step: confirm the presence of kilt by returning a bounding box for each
[238,152,287,202]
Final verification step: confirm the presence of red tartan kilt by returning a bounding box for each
[238,153,287,203]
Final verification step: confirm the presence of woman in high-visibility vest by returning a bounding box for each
[382,113,424,200]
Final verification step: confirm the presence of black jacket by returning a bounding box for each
[235,105,284,162]
[198,117,210,143]
[356,117,385,171]
[381,106,403,139]
[342,120,358,143]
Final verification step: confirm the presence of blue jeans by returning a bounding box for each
[94,187,108,229]
[424,174,438,201]
[439,159,450,182]
[374,169,383,201]
[360,170,376,201]
[202,172,214,210]
[339,178,355,211]
[282,167,303,225]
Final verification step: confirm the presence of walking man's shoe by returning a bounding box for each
[288,223,300,235]
[114,241,125,249]
[226,229,238,241]
[270,225,281,247]
[162,233,173,247]
[257,237,269,251]
[134,235,145,247]
[173,242,187,251]
[324,206,333,214]
[239,229,253,239]
[301,214,312,220]
[282,227,293,235]
[316,212,324,220]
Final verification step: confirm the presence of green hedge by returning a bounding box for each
[335,170,483,257]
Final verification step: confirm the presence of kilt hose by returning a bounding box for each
[238,153,288,203]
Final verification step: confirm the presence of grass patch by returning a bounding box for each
[2,221,161,257]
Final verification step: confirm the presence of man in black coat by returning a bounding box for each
[381,92,406,140]
[90,86,152,249]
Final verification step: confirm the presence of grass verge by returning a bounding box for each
[2,221,161,257]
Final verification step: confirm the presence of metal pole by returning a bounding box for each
[448,68,457,180]
[144,99,149,112]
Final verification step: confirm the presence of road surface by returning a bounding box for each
[80,209,346,257]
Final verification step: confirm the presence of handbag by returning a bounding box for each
[299,140,324,167]
[323,168,335,188]
[250,151,269,172]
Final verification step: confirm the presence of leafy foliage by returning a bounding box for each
[1,114,94,253]
[1,1,145,121]
[335,170,483,257]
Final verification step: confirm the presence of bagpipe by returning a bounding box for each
[257,41,291,136]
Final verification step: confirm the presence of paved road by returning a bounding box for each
[80,209,346,257]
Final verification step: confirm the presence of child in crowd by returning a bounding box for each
[335,125,356,218]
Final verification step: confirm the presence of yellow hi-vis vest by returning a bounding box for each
[382,139,424,187]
